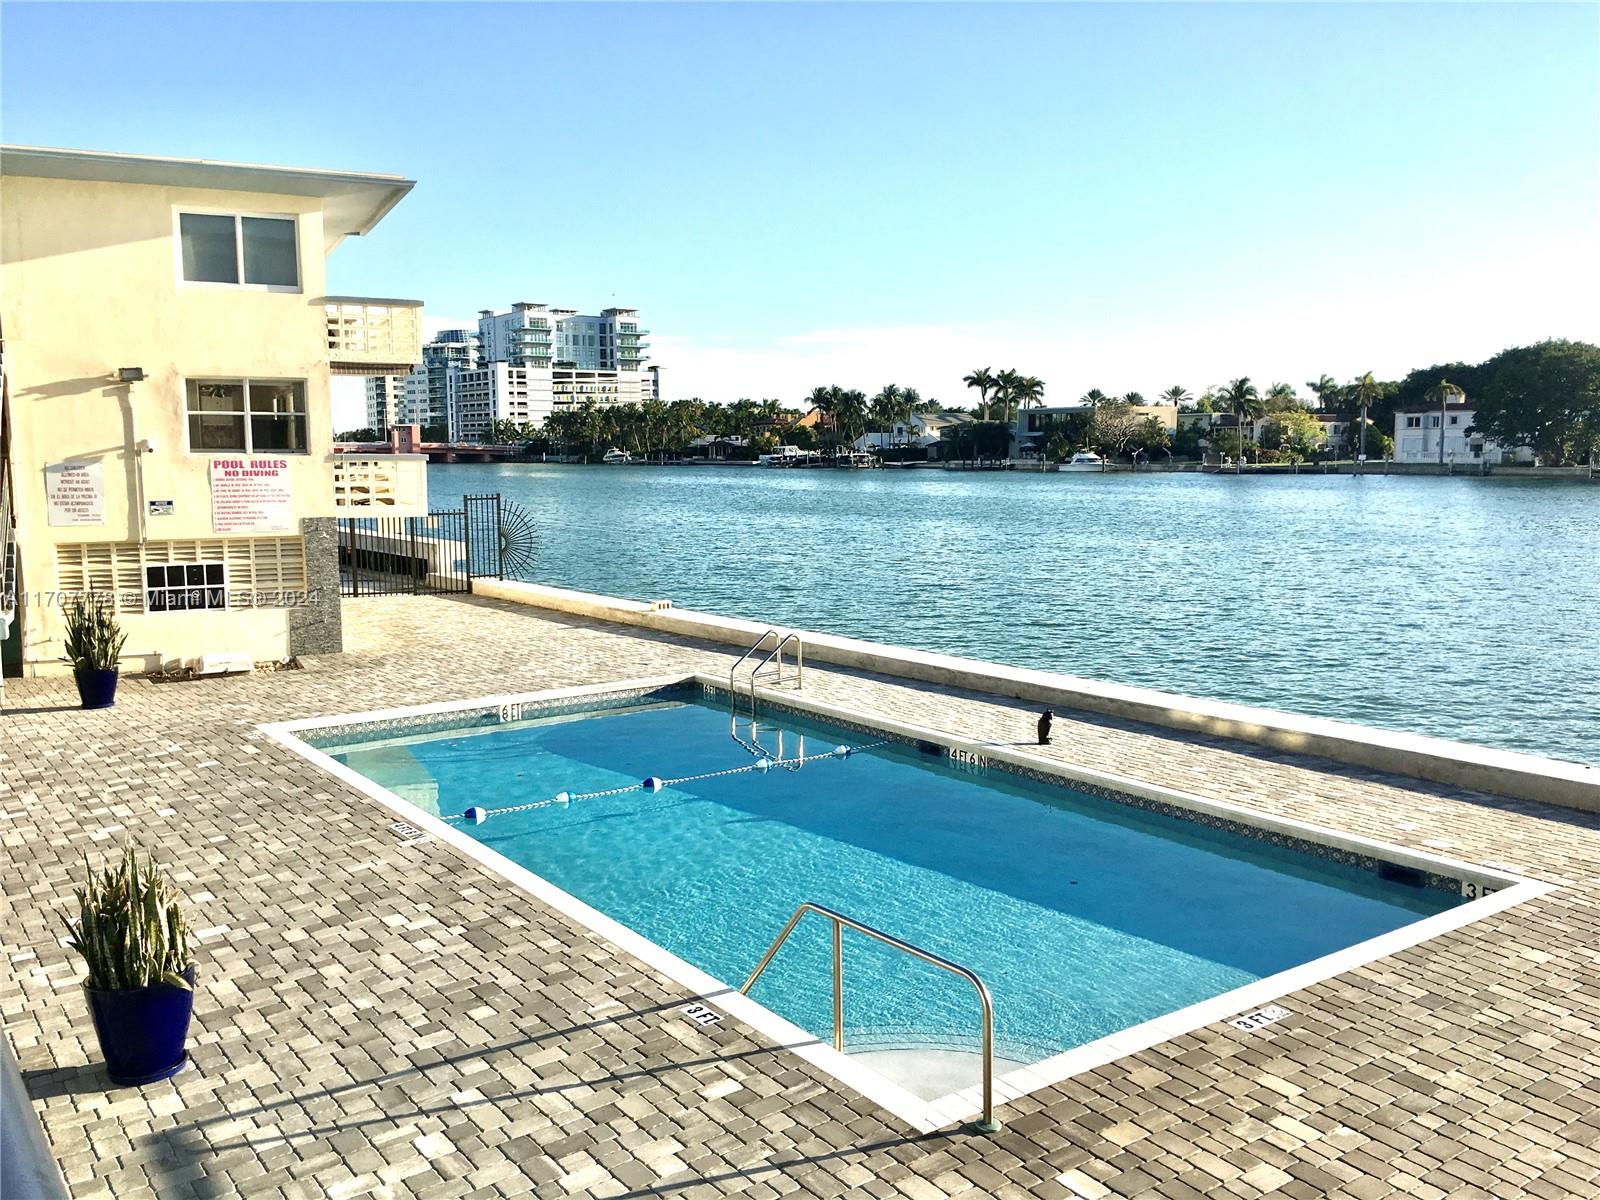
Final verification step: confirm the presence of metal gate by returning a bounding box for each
[463,493,504,581]
[337,492,535,597]
[339,509,469,597]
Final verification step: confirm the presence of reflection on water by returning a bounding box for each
[428,463,1600,764]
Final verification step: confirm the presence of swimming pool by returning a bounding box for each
[269,676,1542,1130]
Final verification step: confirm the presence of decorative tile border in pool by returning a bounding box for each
[261,673,1555,1135]
[299,678,699,749]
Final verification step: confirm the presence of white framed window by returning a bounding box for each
[1405,416,1422,429]
[176,211,300,289]
[185,378,309,454]
[146,562,226,612]
[1449,415,1459,425]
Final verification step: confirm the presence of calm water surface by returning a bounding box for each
[429,463,1600,764]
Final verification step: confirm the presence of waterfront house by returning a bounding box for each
[1017,403,1177,458]
[853,411,967,459]
[0,145,424,677]
[1392,402,1526,464]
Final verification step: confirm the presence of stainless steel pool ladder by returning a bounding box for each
[728,629,804,757]
[740,901,1002,1134]
[729,628,804,701]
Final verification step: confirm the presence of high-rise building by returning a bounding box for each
[364,375,406,434]
[442,302,652,441]
[400,328,479,433]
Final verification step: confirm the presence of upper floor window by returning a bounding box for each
[178,213,299,288]
[186,379,308,453]
[1405,416,1422,428]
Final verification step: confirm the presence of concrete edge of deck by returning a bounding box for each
[470,578,1600,812]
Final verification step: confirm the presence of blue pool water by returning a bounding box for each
[319,695,1462,1064]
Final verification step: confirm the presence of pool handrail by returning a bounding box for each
[739,900,1001,1133]
[728,628,803,695]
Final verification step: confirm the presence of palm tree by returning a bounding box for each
[1220,377,1261,473]
[899,386,932,453]
[1263,382,1300,413]
[1161,385,1191,408]
[833,389,868,448]
[1424,377,1465,465]
[1121,391,1145,406]
[962,367,995,421]
[1015,376,1046,411]
[1351,371,1382,465]
[871,383,903,449]
[991,369,1023,423]
[1306,374,1340,410]
[1080,388,1110,406]
[805,385,839,447]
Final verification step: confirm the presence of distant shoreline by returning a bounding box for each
[429,458,1599,481]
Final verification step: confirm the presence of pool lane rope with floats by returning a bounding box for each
[444,739,890,826]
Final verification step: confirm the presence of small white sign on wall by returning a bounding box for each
[44,460,104,526]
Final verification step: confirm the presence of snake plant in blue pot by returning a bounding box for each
[64,847,197,1085]
[63,593,127,709]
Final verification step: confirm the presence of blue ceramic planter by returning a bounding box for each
[84,967,196,1086]
[74,667,119,710]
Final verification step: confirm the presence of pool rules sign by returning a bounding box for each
[210,458,293,533]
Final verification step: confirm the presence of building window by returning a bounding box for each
[178,213,299,288]
[146,562,226,612]
[186,379,308,453]
[1449,415,1459,425]
[1405,416,1421,428]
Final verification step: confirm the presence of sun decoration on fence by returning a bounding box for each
[498,499,538,580]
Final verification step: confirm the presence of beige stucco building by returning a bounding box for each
[0,146,424,676]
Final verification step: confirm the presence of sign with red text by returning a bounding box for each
[210,458,292,533]
[44,460,104,526]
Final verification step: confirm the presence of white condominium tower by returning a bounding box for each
[451,302,652,441]
[364,374,406,434]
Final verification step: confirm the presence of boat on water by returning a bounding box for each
[838,451,879,469]
[601,448,639,464]
[757,445,810,467]
[1059,451,1106,473]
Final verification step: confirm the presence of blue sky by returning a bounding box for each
[4,1,1597,423]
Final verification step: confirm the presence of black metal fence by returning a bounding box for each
[339,510,468,597]
[338,492,532,598]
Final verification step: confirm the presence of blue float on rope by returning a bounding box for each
[833,745,851,758]
[755,757,772,772]
[464,806,488,825]
[555,791,571,806]
[643,776,664,793]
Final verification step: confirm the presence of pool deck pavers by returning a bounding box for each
[4,592,1599,1199]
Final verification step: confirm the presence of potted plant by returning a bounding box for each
[63,593,127,708]
[64,846,196,1086]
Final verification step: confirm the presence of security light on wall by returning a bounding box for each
[117,367,146,383]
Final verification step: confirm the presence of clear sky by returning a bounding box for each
[4,1,1597,427]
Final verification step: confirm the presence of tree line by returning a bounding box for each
[337,338,1599,466]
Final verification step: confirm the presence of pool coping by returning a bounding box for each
[259,673,1555,1135]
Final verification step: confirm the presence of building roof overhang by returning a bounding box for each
[0,144,414,253]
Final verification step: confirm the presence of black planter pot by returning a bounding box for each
[74,666,119,709]
[83,966,196,1086]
